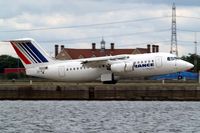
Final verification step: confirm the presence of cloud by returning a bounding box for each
[0,0,199,57]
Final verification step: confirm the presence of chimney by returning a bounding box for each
[156,45,159,52]
[92,43,96,50]
[111,43,114,50]
[152,45,156,53]
[147,44,151,53]
[55,44,58,57]
[61,45,65,51]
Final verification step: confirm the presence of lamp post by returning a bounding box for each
[194,32,197,73]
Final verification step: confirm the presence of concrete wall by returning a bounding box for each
[0,83,200,100]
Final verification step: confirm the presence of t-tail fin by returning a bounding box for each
[10,38,54,68]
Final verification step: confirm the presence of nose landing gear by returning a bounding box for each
[177,72,183,80]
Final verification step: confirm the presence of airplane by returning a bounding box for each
[8,38,193,84]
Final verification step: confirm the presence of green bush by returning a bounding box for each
[0,73,4,79]
[6,73,18,79]
[19,72,27,79]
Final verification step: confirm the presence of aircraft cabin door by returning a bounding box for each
[58,66,65,77]
[155,56,162,68]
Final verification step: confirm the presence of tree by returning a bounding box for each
[0,55,24,73]
[181,53,200,72]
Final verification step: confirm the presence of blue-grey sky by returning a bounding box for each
[0,0,200,57]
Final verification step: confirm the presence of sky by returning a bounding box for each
[0,0,200,57]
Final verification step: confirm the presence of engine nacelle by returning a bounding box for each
[111,62,134,73]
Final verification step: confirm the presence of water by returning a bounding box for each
[0,101,200,133]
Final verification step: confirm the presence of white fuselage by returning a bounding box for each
[26,53,193,82]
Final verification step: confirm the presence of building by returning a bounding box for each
[4,68,25,74]
[56,39,159,60]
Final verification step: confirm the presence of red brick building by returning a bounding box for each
[55,39,159,60]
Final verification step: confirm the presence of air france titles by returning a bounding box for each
[134,62,154,68]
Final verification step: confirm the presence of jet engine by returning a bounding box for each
[111,62,134,73]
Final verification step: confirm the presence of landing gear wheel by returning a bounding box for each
[178,75,183,80]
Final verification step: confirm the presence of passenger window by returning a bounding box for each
[70,68,72,71]
[73,68,75,70]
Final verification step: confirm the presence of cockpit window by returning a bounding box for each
[167,56,180,61]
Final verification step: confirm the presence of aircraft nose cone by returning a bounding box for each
[185,62,194,70]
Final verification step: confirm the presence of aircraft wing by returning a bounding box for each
[81,55,128,67]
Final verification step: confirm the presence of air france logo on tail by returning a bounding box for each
[11,41,48,64]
